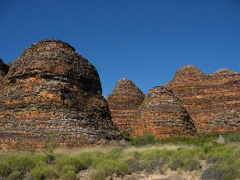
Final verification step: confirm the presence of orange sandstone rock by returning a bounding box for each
[166,65,240,133]
[0,39,120,148]
[107,78,145,131]
[133,86,196,137]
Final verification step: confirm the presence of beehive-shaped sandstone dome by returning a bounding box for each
[0,39,120,148]
[133,86,196,137]
[6,39,101,93]
[171,65,205,83]
[107,78,145,131]
[212,68,238,76]
[166,65,240,133]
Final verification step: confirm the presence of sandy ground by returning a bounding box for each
[78,168,203,180]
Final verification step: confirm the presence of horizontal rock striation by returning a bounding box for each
[0,39,120,148]
[166,65,240,133]
[133,86,196,137]
[107,78,145,131]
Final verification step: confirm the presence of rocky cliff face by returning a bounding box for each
[166,65,240,133]
[133,86,196,137]
[0,59,9,86]
[0,39,120,148]
[107,78,145,131]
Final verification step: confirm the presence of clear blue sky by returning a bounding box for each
[0,0,240,96]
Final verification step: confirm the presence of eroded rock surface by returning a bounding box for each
[166,65,240,133]
[133,86,196,137]
[0,39,120,148]
[107,78,145,131]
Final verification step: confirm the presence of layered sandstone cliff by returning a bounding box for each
[107,78,145,131]
[166,65,240,133]
[0,39,120,148]
[133,86,196,137]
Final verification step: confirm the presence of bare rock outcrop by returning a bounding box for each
[133,86,196,137]
[0,39,120,148]
[107,78,145,131]
[166,65,240,133]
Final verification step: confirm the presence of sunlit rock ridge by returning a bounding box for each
[0,39,120,149]
[108,65,240,135]
[166,65,240,133]
[0,39,239,149]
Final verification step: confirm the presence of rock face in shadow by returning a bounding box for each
[107,78,145,131]
[166,65,240,133]
[0,59,9,86]
[133,86,196,137]
[0,39,120,148]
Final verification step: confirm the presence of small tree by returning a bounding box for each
[43,132,59,163]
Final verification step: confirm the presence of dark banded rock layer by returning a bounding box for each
[0,39,120,149]
[133,86,196,137]
[107,78,145,131]
[166,65,240,133]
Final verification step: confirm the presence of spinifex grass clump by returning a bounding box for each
[201,164,239,180]
[183,159,201,171]
[7,170,22,180]
[130,133,159,146]
[0,152,49,178]
[125,149,170,174]
[169,159,184,171]
[27,163,58,180]
[0,133,240,180]
[90,159,129,180]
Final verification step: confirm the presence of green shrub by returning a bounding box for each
[130,133,158,146]
[91,152,107,168]
[168,159,184,171]
[8,170,22,180]
[0,161,11,177]
[131,151,142,159]
[142,149,172,161]
[28,165,58,180]
[201,165,239,180]
[62,165,76,174]
[207,156,228,164]
[224,133,240,142]
[126,158,147,172]
[145,158,168,174]
[0,154,36,177]
[107,147,124,159]
[56,156,86,173]
[202,141,223,153]
[183,159,201,171]
[77,152,93,167]
[91,159,129,180]
[207,151,232,165]
[172,150,192,161]
[158,136,196,145]
[31,155,48,164]
[172,147,206,161]
[121,130,131,142]
[62,170,77,180]
[0,153,49,178]
[43,132,59,155]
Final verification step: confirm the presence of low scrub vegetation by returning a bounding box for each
[0,133,240,179]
